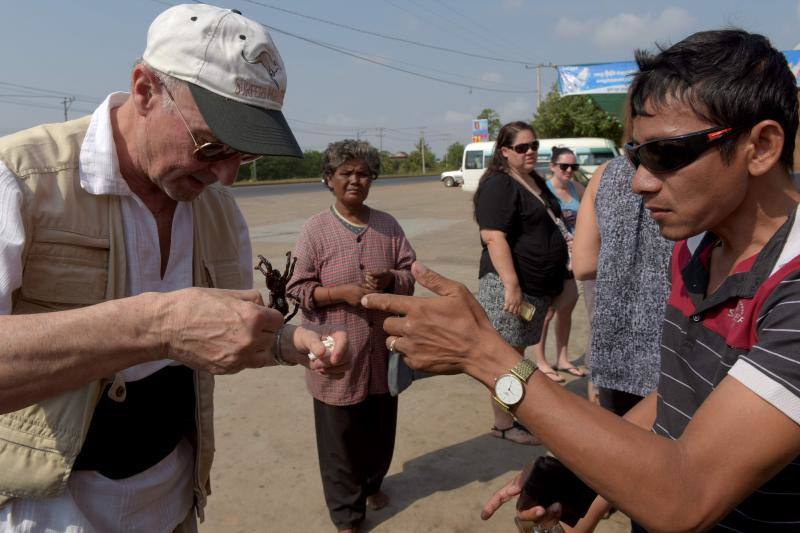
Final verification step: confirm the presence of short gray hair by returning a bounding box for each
[321,139,381,180]
[134,58,185,111]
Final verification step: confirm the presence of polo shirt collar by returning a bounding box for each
[683,206,798,314]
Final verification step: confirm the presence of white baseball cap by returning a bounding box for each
[143,3,302,157]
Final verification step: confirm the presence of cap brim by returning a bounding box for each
[188,84,302,158]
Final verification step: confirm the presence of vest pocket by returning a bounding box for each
[21,237,109,307]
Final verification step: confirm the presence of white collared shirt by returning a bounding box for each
[0,93,253,532]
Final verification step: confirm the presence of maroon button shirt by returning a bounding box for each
[287,207,416,405]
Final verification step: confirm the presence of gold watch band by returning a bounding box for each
[510,358,537,383]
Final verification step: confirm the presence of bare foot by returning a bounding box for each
[366,490,390,510]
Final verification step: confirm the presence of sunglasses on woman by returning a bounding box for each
[509,140,540,154]
[623,126,739,174]
[555,163,580,171]
[161,82,261,164]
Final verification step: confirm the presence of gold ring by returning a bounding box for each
[388,337,398,352]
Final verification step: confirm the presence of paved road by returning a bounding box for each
[231,175,437,198]
[202,179,630,533]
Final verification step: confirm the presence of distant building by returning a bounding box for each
[390,151,409,160]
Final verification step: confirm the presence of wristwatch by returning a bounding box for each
[493,358,537,411]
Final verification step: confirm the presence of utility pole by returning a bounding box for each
[524,63,556,106]
[419,128,426,174]
[536,65,542,105]
[377,128,385,152]
[62,96,75,121]
[250,160,257,181]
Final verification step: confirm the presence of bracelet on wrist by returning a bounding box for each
[272,326,296,366]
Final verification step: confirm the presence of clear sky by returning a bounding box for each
[1,0,798,156]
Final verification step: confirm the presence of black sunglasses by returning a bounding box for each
[624,126,739,174]
[555,163,580,171]
[509,140,540,154]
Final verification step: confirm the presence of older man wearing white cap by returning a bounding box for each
[0,4,349,532]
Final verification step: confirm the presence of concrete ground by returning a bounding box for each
[200,179,630,533]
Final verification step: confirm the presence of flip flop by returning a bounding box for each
[491,421,542,445]
[542,370,566,383]
[555,365,586,377]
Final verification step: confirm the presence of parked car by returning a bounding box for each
[440,169,463,187]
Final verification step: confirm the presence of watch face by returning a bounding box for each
[494,374,524,405]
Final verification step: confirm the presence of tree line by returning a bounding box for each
[237,87,622,181]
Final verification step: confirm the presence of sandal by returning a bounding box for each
[491,421,542,445]
[555,365,586,377]
[542,370,566,383]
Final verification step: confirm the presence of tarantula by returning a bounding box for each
[255,252,299,323]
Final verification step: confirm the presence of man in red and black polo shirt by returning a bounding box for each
[362,29,800,531]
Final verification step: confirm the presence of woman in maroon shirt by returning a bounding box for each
[287,139,415,532]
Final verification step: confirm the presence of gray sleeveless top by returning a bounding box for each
[590,156,673,396]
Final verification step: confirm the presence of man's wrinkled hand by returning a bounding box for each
[160,287,283,374]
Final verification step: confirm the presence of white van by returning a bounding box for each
[460,137,619,192]
[461,141,495,192]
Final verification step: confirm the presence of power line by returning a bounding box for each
[263,23,535,94]
[324,42,533,92]
[0,80,101,104]
[240,0,537,66]
[149,0,537,92]
[0,94,75,98]
[433,0,521,51]
[401,0,512,61]
[0,97,93,115]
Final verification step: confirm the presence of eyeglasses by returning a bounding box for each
[555,163,580,171]
[509,140,540,154]
[160,82,261,164]
[623,126,740,174]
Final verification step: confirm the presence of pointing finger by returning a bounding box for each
[411,261,466,298]
[361,292,415,315]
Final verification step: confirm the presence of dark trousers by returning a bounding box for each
[598,387,644,417]
[313,393,398,529]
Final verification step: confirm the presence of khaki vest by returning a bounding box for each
[0,116,247,519]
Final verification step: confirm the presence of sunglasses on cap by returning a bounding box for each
[161,82,262,164]
[509,140,540,154]
[555,163,580,171]
[623,126,740,174]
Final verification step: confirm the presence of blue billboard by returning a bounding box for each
[558,51,800,96]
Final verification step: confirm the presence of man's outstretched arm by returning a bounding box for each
[0,288,351,414]
[363,263,800,532]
